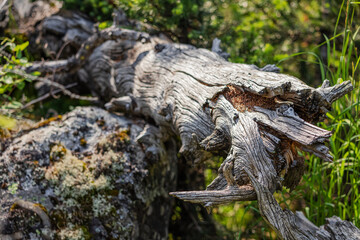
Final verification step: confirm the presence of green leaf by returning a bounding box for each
[17,81,25,90]
[31,71,41,76]
[2,75,13,84]
[0,115,17,129]
[5,101,23,109]
[13,41,29,52]
[0,86,7,94]
[99,21,112,30]
[263,43,274,54]
[1,37,12,45]
[172,3,184,15]
[11,56,21,64]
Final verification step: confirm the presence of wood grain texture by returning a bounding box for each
[27,15,356,239]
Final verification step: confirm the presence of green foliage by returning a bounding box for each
[117,0,207,43]
[116,0,347,71]
[205,1,360,237]
[60,0,356,77]
[0,38,35,111]
[98,20,113,30]
[59,0,114,21]
[293,0,360,227]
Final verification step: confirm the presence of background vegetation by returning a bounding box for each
[1,0,359,239]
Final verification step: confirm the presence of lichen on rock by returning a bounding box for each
[45,145,112,199]
[0,107,177,239]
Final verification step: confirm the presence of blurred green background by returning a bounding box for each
[1,0,360,239]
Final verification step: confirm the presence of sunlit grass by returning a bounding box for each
[279,0,360,228]
[208,0,359,237]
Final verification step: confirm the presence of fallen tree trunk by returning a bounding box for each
[3,9,360,239]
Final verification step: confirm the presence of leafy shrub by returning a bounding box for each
[60,0,114,21]
[0,38,35,110]
[60,0,356,84]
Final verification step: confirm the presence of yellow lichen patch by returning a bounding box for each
[50,144,67,162]
[116,129,130,142]
[224,85,276,112]
[0,127,11,138]
[80,138,87,146]
[35,115,62,128]
[34,203,48,213]
[30,160,39,166]
[10,203,18,212]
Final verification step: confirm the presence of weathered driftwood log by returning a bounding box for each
[0,107,177,239]
[14,12,359,239]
